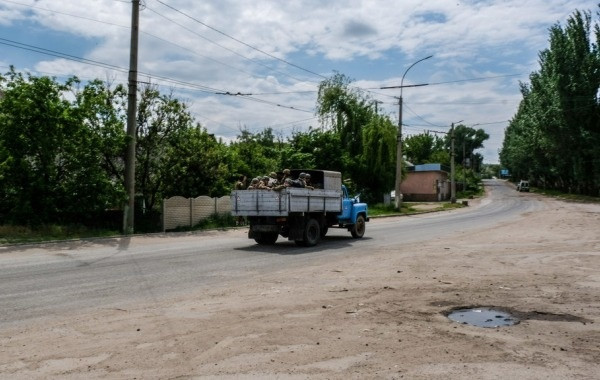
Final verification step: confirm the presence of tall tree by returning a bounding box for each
[501,8,600,194]
[360,115,397,202]
[316,73,391,196]
[228,128,280,181]
[162,125,233,198]
[0,69,119,224]
[446,124,489,171]
[135,85,194,210]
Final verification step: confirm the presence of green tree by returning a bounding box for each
[228,128,280,180]
[0,69,119,224]
[284,128,345,172]
[74,79,128,184]
[316,73,389,196]
[135,85,194,210]
[404,133,435,164]
[446,124,489,172]
[501,9,600,194]
[162,125,233,197]
[360,115,397,202]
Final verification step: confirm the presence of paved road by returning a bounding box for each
[0,179,543,325]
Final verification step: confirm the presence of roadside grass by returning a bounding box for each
[369,201,464,217]
[531,188,600,203]
[368,203,416,216]
[0,224,120,245]
[168,213,237,233]
[2,200,472,244]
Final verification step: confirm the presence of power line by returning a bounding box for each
[1,0,129,28]
[1,38,313,113]
[0,38,127,72]
[143,5,321,87]
[427,74,523,86]
[4,0,309,86]
[152,0,327,80]
[402,101,445,128]
[375,73,523,90]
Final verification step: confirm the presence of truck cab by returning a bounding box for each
[337,185,368,237]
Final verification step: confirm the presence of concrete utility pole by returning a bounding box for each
[123,0,140,234]
[450,120,463,203]
[450,123,456,203]
[381,55,432,211]
[462,141,466,194]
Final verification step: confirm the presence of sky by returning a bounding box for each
[0,0,596,164]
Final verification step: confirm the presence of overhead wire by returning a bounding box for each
[152,0,327,80]
[2,0,525,132]
[0,36,313,113]
[2,0,305,87]
[143,5,315,85]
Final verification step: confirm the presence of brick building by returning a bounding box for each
[400,164,450,202]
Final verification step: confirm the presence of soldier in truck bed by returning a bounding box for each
[234,175,246,190]
[247,178,260,189]
[300,172,314,190]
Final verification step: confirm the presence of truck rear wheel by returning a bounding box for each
[254,232,279,245]
[302,218,320,247]
[350,215,366,238]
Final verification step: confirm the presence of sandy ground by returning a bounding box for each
[1,193,599,379]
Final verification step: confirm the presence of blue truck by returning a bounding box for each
[231,170,369,246]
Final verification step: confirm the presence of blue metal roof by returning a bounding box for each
[407,163,450,173]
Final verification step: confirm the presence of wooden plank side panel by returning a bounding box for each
[231,189,341,215]
[230,190,289,216]
[288,189,342,213]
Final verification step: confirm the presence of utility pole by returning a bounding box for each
[450,123,456,203]
[462,141,466,194]
[373,100,382,114]
[449,120,463,203]
[381,55,432,211]
[123,0,140,234]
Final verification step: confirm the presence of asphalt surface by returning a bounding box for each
[0,179,540,326]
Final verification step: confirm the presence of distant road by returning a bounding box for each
[0,179,544,325]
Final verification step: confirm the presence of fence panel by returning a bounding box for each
[163,195,231,231]
[162,196,192,231]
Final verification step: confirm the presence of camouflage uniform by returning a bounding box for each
[267,172,279,188]
[247,178,260,189]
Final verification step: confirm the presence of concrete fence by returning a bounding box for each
[162,195,231,231]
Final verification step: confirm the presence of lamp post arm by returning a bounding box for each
[400,55,433,97]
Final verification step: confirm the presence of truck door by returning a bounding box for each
[338,186,352,221]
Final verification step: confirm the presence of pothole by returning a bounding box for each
[442,305,592,328]
[447,307,518,328]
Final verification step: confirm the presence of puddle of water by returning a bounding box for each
[448,307,518,328]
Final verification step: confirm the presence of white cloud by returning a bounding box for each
[0,0,595,164]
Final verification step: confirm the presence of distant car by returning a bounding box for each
[516,180,530,192]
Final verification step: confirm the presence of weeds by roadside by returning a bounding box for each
[168,213,237,233]
[0,224,120,245]
[369,201,464,217]
[531,188,600,203]
[2,200,473,244]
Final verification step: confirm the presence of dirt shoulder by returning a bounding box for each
[1,194,599,379]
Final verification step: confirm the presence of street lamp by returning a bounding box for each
[382,55,433,210]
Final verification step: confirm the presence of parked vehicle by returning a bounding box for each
[231,170,369,246]
[516,180,530,192]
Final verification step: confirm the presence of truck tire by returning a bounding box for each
[302,218,320,247]
[350,215,366,238]
[254,232,278,245]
